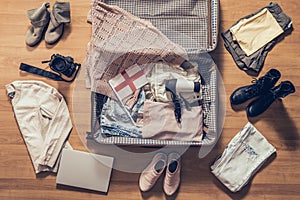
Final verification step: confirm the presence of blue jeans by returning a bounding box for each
[98,90,144,138]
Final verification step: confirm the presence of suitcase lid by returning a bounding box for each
[104,0,219,52]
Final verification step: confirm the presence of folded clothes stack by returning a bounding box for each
[222,2,292,73]
[211,122,276,192]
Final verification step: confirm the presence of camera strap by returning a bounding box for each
[20,63,65,81]
[19,63,79,82]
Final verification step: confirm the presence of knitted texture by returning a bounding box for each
[85,0,188,97]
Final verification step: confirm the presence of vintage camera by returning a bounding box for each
[20,54,81,82]
[46,54,80,78]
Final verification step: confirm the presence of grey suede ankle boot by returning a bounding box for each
[25,2,50,47]
[45,2,70,45]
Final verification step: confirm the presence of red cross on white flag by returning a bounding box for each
[109,65,148,100]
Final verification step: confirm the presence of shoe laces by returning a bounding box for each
[244,78,265,96]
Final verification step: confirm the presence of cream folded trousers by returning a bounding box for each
[230,8,284,56]
[211,122,276,192]
[6,80,72,174]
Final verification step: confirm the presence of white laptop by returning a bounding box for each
[56,149,114,193]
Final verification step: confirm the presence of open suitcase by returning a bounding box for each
[76,0,222,147]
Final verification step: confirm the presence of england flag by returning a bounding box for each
[109,64,148,100]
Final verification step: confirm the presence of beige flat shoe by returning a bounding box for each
[163,152,181,196]
[139,152,167,192]
[45,1,70,45]
[25,2,50,46]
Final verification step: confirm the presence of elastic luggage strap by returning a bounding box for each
[20,63,79,82]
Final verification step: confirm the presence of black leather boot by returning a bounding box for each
[230,69,281,105]
[247,81,295,117]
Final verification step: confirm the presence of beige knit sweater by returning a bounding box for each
[85,0,188,98]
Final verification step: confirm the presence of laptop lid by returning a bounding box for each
[56,149,114,193]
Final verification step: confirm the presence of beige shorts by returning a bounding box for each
[6,80,72,174]
[211,122,276,192]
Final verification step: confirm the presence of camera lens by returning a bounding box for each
[52,57,67,72]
